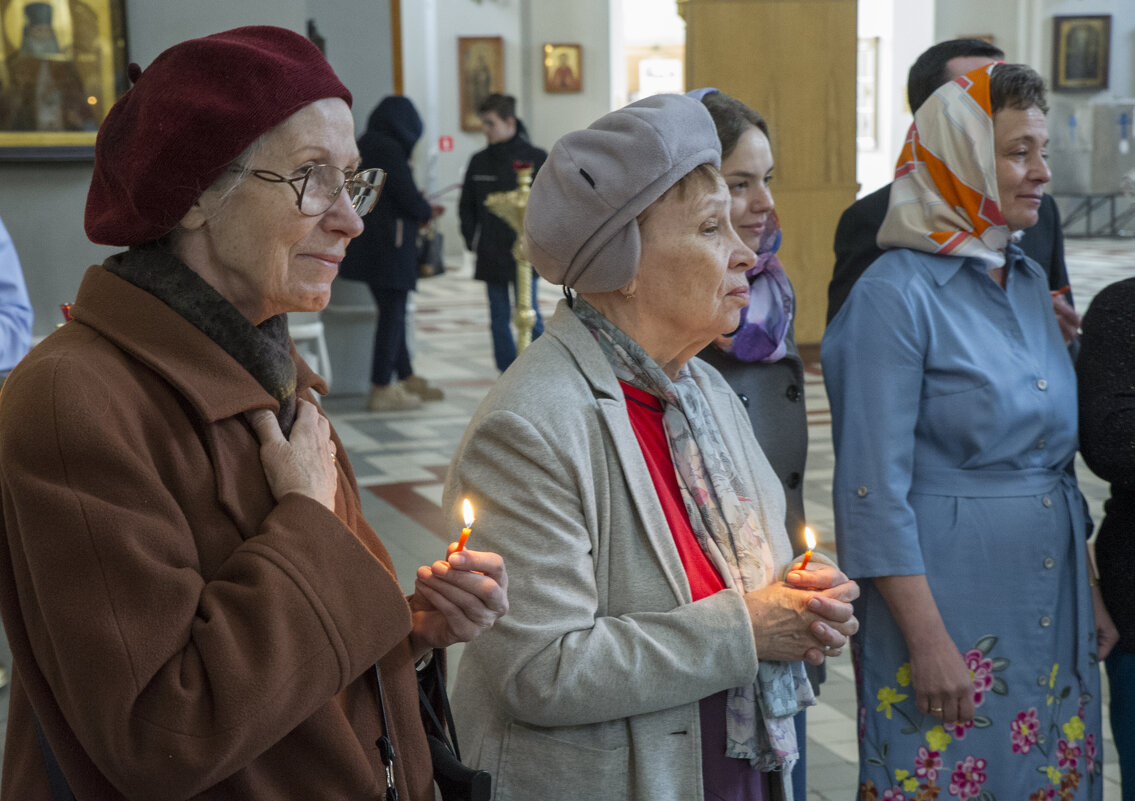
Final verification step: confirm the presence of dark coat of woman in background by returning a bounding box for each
[1076,276,1135,793]
[341,96,445,410]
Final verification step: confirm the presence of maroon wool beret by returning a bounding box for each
[85,25,353,246]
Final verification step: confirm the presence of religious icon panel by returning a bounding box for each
[0,0,128,160]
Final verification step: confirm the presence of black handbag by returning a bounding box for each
[417,223,445,278]
[374,657,491,801]
[417,655,492,801]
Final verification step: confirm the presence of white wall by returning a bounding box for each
[523,0,614,148]
[308,0,395,136]
[856,0,935,196]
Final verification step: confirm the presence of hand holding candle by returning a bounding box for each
[798,526,816,571]
[454,498,474,553]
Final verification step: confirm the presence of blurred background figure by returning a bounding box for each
[341,95,446,411]
[1077,277,1135,799]
[458,93,547,372]
[0,212,32,691]
[824,63,1115,799]
[0,215,33,384]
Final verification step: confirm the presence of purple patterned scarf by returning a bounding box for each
[730,211,794,363]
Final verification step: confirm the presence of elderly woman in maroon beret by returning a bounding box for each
[0,26,507,800]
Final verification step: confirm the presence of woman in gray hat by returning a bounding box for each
[442,94,859,801]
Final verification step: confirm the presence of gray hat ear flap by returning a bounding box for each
[573,221,641,293]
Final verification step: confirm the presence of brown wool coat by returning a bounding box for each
[0,265,432,800]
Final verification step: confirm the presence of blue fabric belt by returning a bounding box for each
[910,464,1068,497]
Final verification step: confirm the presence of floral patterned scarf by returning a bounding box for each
[878,63,1012,269]
[574,298,814,772]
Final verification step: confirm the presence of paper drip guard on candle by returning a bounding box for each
[798,526,817,571]
[455,498,475,552]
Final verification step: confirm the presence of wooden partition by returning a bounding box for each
[680,0,858,351]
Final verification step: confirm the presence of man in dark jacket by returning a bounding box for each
[341,96,445,411]
[828,39,1080,347]
[458,94,547,372]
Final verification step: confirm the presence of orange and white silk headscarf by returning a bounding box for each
[878,63,1011,269]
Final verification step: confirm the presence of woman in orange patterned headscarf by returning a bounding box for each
[824,62,1117,800]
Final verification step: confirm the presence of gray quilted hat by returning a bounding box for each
[523,94,721,293]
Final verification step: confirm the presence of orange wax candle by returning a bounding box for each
[798,526,817,571]
[454,498,475,553]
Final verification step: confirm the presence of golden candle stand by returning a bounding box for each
[484,163,537,356]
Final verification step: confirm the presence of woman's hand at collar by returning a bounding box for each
[247,400,338,511]
[408,549,509,659]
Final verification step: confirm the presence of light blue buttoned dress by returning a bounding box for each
[823,245,1102,800]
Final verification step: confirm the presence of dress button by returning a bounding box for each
[738,393,750,408]
[1042,496,1053,508]
[1036,379,1048,391]
[857,486,869,498]
[1040,616,1051,627]
[1036,439,1046,450]
[1037,675,1048,686]
[1043,557,1055,569]
[786,385,802,402]
[787,472,801,489]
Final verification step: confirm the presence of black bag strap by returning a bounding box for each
[373,663,400,800]
[417,655,461,761]
[33,713,76,801]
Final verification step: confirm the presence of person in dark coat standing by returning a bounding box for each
[458,93,548,372]
[1076,276,1135,794]
[827,39,1081,350]
[341,96,445,411]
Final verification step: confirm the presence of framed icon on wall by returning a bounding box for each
[0,0,129,160]
[543,43,581,93]
[458,35,503,132]
[1052,15,1110,92]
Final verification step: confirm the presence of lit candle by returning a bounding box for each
[454,498,475,553]
[798,527,816,571]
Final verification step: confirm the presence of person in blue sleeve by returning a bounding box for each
[0,215,33,382]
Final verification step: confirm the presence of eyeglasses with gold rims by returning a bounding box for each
[232,164,386,217]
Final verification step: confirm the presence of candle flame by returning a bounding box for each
[462,498,475,528]
[804,527,816,550]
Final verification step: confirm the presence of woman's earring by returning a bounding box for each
[623,292,634,301]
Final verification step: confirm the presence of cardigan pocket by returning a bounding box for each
[495,721,630,801]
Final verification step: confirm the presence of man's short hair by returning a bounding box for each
[907,38,1005,112]
[477,93,516,121]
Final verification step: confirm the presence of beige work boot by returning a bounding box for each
[401,374,445,401]
[367,382,422,412]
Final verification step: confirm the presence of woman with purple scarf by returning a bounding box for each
[690,89,815,801]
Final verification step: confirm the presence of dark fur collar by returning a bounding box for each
[105,248,297,434]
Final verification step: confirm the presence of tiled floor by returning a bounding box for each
[0,238,1128,795]
[322,237,1133,800]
